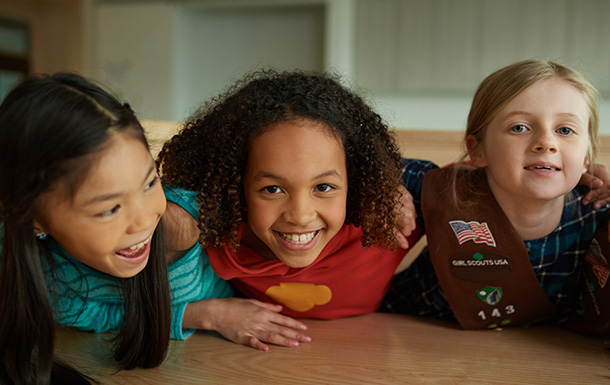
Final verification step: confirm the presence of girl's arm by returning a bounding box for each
[394,159,440,248]
[182,298,310,351]
[53,295,123,334]
[53,280,311,350]
[394,185,416,249]
[163,201,310,350]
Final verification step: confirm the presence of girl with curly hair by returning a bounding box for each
[0,72,312,383]
[157,70,434,347]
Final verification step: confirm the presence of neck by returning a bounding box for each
[485,176,565,241]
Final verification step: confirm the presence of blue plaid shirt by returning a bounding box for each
[384,159,610,322]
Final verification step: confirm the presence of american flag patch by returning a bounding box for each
[449,220,496,247]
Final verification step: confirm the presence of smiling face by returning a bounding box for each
[242,119,348,268]
[34,131,167,278]
[470,76,590,206]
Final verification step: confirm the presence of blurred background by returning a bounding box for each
[1,0,609,132]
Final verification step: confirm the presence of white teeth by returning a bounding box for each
[129,236,151,250]
[281,231,316,245]
[526,166,557,171]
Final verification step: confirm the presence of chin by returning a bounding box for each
[280,257,317,269]
[112,264,147,278]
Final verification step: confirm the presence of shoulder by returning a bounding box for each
[401,158,440,197]
[401,158,439,174]
[563,186,610,228]
[163,201,200,254]
[401,158,439,185]
[163,185,200,218]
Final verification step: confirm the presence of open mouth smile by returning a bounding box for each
[278,230,320,245]
[116,236,152,258]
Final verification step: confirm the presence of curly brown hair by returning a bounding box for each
[158,69,404,251]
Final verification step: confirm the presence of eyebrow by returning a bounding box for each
[253,169,342,181]
[82,164,156,206]
[502,110,584,121]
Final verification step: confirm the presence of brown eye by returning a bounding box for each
[98,205,120,217]
[145,177,159,191]
[263,186,282,194]
[315,184,333,192]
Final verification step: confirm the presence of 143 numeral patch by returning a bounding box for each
[477,305,515,320]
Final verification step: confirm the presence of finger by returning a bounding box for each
[268,312,309,332]
[394,230,410,249]
[401,214,416,234]
[590,177,604,189]
[583,189,599,205]
[593,164,610,184]
[580,173,596,187]
[238,334,270,352]
[267,325,312,343]
[260,331,305,347]
[582,179,604,205]
[594,198,610,210]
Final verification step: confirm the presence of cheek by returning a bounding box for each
[57,231,111,265]
[155,192,168,216]
[246,200,274,229]
[323,199,347,228]
[571,142,590,172]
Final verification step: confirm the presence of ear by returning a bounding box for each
[33,219,47,235]
[583,156,590,174]
[466,135,487,167]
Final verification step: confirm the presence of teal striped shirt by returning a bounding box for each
[0,185,232,340]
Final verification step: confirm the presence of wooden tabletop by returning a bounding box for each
[55,312,610,384]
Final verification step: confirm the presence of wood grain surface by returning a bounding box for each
[56,313,610,385]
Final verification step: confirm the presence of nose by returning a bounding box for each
[126,199,160,235]
[285,192,316,226]
[531,130,557,153]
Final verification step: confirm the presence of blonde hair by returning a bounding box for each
[453,60,600,210]
[465,59,600,166]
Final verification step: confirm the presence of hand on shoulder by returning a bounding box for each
[163,202,200,259]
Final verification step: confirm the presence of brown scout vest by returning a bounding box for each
[422,168,556,329]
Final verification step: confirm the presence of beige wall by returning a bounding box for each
[0,0,82,74]
[3,0,610,136]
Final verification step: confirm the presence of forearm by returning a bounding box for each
[179,297,311,351]
[182,298,222,331]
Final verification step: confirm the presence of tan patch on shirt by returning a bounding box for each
[265,283,332,312]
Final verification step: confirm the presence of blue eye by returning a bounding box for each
[315,184,333,192]
[145,176,159,191]
[98,205,120,217]
[510,125,528,133]
[263,186,282,194]
[557,127,574,135]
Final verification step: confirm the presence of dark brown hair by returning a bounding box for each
[0,73,171,384]
[158,69,404,251]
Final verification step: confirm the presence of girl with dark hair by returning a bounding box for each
[157,70,431,350]
[0,73,302,384]
[0,72,171,384]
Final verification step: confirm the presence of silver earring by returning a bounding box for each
[35,232,47,240]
